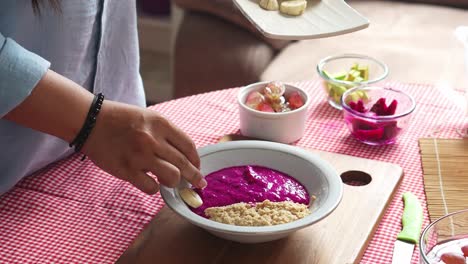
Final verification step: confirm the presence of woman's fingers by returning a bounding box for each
[154,142,206,189]
[128,171,160,195]
[165,124,201,169]
[148,158,182,188]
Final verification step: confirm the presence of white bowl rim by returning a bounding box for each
[160,140,343,235]
[237,81,311,116]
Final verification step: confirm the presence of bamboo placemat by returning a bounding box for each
[419,138,468,222]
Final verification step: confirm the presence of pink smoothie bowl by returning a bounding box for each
[160,141,343,243]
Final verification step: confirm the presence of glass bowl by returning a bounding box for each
[419,209,468,264]
[341,85,416,146]
[317,54,389,110]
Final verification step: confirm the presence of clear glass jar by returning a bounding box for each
[419,209,468,263]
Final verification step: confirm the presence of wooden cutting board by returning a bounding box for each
[117,135,403,264]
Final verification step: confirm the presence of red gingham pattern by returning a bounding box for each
[0,80,464,263]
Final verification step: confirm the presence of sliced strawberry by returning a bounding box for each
[287,92,305,110]
[256,102,275,112]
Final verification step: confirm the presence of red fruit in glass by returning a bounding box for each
[370,98,388,116]
[440,252,465,264]
[382,120,399,140]
[386,99,398,115]
[353,127,384,141]
[356,100,366,113]
[349,101,366,113]
[288,92,304,109]
[351,118,380,131]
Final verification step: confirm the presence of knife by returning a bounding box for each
[391,192,423,264]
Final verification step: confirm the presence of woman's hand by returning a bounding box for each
[5,70,197,194]
[81,100,206,195]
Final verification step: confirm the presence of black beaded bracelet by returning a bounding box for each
[69,93,104,154]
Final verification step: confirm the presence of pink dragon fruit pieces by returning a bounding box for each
[383,121,400,139]
[386,99,397,115]
[353,127,385,141]
[356,100,366,113]
[369,98,398,116]
[351,118,380,131]
[370,98,387,115]
[346,97,402,143]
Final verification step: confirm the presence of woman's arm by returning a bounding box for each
[4,70,93,143]
[1,34,206,194]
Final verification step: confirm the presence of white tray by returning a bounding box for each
[233,0,370,40]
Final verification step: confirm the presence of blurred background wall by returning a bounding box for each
[137,0,181,105]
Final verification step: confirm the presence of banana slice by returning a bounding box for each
[280,0,307,16]
[179,188,203,208]
[259,0,279,11]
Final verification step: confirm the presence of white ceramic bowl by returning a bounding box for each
[160,141,343,243]
[237,81,311,144]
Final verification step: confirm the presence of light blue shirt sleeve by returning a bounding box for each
[0,32,50,117]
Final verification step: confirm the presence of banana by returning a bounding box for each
[280,0,307,16]
[179,188,203,208]
[259,0,279,11]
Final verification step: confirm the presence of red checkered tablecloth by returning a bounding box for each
[0,80,465,264]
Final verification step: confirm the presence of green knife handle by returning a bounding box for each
[397,192,423,244]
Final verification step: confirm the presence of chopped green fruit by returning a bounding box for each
[333,93,341,104]
[326,83,333,93]
[325,63,369,83]
[332,85,347,97]
[332,71,348,80]
[360,90,370,102]
[322,62,371,108]
[354,76,364,83]
[349,69,361,77]
[358,65,369,80]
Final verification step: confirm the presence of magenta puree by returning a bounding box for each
[192,165,310,217]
